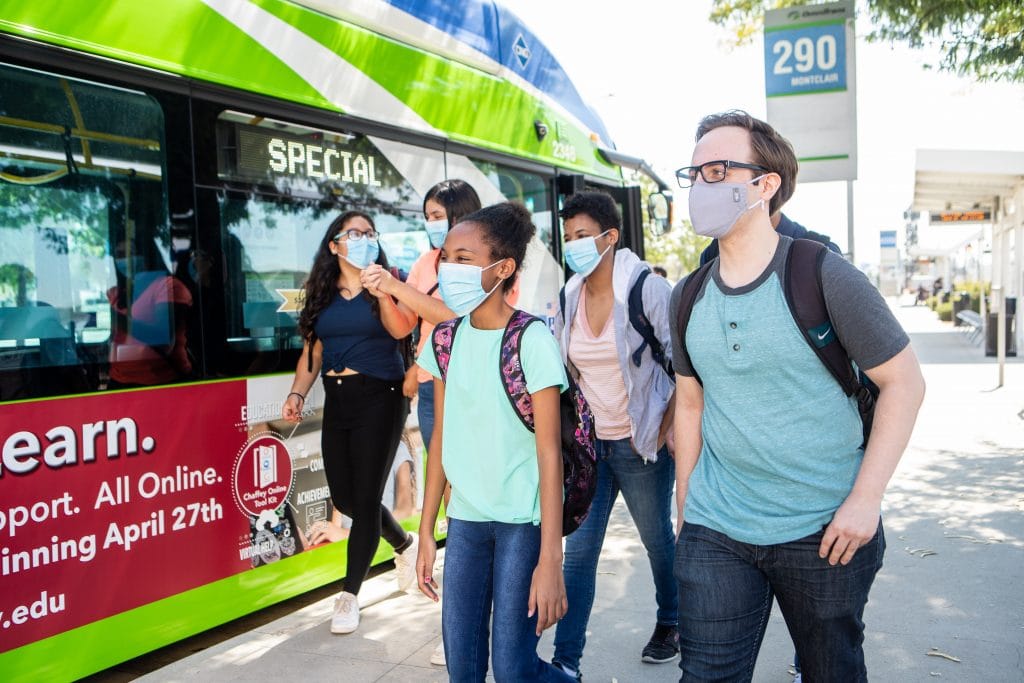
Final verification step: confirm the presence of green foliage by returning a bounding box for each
[642,223,711,281]
[0,263,35,305]
[935,300,953,322]
[709,0,1024,82]
[955,279,991,301]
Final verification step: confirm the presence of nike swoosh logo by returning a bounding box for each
[817,328,831,340]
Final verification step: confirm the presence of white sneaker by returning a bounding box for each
[394,534,418,593]
[330,591,359,634]
[430,641,446,666]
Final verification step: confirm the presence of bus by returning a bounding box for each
[0,1,671,679]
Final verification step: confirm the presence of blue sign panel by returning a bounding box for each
[879,230,897,248]
[765,21,847,96]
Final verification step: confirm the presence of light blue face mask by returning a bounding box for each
[425,218,448,249]
[564,229,612,276]
[437,260,504,316]
[114,256,146,277]
[342,235,380,269]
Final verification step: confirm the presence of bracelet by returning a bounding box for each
[287,392,306,402]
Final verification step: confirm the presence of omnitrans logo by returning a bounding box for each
[792,6,847,20]
[512,33,532,68]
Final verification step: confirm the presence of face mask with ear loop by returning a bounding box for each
[437,260,505,316]
[425,218,449,249]
[564,230,613,276]
[688,175,767,239]
[338,235,380,269]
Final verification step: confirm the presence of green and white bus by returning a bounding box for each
[0,1,671,679]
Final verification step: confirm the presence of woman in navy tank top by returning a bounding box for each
[281,210,419,635]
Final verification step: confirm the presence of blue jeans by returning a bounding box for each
[443,519,574,683]
[553,439,677,671]
[675,521,886,682]
[417,380,435,450]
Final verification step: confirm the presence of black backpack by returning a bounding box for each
[674,239,879,445]
[559,267,674,380]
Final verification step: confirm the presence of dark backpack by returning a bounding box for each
[674,239,879,445]
[409,282,440,353]
[431,310,598,535]
[559,267,674,380]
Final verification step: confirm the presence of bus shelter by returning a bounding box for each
[912,149,1024,385]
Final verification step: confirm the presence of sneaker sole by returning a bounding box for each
[641,653,679,664]
[330,622,358,635]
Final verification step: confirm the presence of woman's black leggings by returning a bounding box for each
[321,373,411,595]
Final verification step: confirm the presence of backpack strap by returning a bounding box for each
[306,331,317,374]
[413,282,442,345]
[802,229,837,251]
[430,316,464,382]
[673,260,716,385]
[627,268,673,378]
[783,239,859,397]
[498,309,544,433]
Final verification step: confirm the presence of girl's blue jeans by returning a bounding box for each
[442,518,574,683]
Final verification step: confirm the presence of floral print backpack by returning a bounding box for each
[432,309,598,535]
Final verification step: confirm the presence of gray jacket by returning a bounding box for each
[553,249,675,462]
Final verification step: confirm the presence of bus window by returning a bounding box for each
[469,160,555,248]
[205,110,439,374]
[0,63,175,400]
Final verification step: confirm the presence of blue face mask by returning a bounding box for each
[343,236,380,269]
[114,256,146,277]
[564,230,612,276]
[437,260,504,316]
[425,218,448,249]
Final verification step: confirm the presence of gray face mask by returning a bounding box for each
[688,176,765,239]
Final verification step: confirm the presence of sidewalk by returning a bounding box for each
[135,299,1024,682]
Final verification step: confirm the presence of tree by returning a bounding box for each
[643,222,710,281]
[710,0,1024,83]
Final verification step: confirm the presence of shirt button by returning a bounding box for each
[730,322,737,329]
[733,344,740,351]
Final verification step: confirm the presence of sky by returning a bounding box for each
[502,0,1024,265]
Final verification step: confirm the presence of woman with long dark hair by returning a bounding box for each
[282,210,418,635]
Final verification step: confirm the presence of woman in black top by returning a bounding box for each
[282,210,418,635]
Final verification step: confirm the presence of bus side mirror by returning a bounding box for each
[648,192,672,236]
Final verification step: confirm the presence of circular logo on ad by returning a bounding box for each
[232,433,293,517]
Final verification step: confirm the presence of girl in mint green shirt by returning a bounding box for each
[415,202,573,682]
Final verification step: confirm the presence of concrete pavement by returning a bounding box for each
[122,298,1023,682]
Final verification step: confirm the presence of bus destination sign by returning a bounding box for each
[236,125,383,187]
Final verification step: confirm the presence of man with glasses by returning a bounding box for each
[686,120,841,267]
[668,111,926,681]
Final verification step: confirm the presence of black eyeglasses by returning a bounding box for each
[332,228,378,242]
[675,160,769,189]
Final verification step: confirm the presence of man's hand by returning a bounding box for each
[819,493,881,566]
